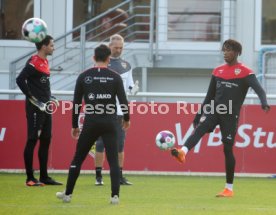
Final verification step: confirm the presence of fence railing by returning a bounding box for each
[9,0,154,91]
[1,89,276,103]
[259,49,276,94]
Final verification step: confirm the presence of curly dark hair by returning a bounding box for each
[222,39,242,56]
[35,35,53,50]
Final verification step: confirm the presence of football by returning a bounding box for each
[155,130,176,150]
[22,18,48,43]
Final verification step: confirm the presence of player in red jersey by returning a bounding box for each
[171,39,270,197]
[16,35,62,186]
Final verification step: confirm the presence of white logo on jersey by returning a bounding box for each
[121,62,127,69]
[227,134,232,140]
[200,116,206,123]
[88,93,95,100]
[96,94,111,99]
[84,76,93,84]
[235,68,241,75]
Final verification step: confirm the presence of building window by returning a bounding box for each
[70,0,151,42]
[0,0,35,40]
[261,0,276,45]
[71,0,126,41]
[72,0,122,28]
[167,0,221,41]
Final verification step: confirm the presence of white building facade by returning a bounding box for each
[0,0,275,97]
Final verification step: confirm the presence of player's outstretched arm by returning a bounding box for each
[246,74,270,112]
[72,75,83,129]
[116,76,130,122]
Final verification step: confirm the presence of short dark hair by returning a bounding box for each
[94,44,111,62]
[222,39,242,56]
[35,35,53,50]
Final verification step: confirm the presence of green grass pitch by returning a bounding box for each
[0,173,276,215]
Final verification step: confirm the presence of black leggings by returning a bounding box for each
[66,119,120,197]
[223,143,235,184]
[25,101,52,179]
[185,113,237,184]
[24,137,51,179]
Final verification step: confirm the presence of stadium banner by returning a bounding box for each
[0,100,275,174]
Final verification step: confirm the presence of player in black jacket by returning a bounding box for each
[16,35,62,186]
[56,44,130,204]
[171,39,270,197]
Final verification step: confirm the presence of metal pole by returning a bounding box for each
[149,0,155,64]
[9,62,17,99]
[141,67,148,102]
[80,26,86,73]
[155,0,159,66]
[129,0,134,15]
[219,0,225,64]
[261,51,267,89]
[9,63,16,90]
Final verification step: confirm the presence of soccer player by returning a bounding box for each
[16,35,62,186]
[171,39,270,197]
[56,44,130,204]
[94,34,138,186]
